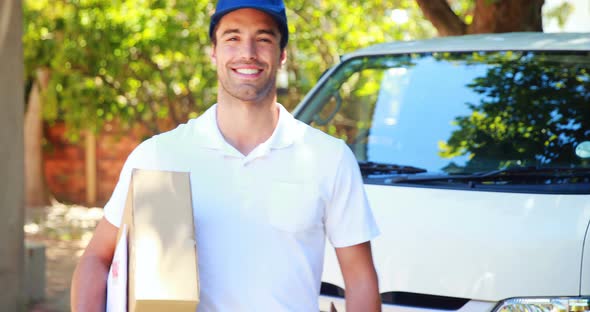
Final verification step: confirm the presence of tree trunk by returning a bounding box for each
[0,0,25,308]
[85,130,97,207]
[24,68,51,208]
[415,0,466,36]
[469,0,544,34]
[416,0,544,36]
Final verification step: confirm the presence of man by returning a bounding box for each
[71,0,381,310]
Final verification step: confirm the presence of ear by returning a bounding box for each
[210,44,217,66]
[280,49,287,66]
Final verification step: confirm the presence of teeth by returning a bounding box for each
[236,68,260,75]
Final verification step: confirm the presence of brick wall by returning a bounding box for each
[43,122,149,206]
[96,123,149,205]
[43,123,86,205]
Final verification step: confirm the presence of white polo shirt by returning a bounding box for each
[104,103,379,311]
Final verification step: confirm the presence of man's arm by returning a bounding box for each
[71,217,118,312]
[335,241,381,312]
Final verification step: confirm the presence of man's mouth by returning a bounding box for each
[234,68,262,75]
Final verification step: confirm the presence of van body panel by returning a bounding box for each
[322,185,590,301]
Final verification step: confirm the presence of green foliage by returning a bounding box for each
[24,0,436,139]
[284,0,436,102]
[448,0,476,23]
[545,2,574,28]
[24,0,218,138]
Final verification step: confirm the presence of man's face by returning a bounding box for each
[211,8,286,104]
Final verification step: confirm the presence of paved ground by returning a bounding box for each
[25,203,103,312]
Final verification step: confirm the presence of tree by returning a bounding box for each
[416,0,545,35]
[24,68,51,207]
[23,0,61,207]
[23,0,219,206]
[283,0,435,108]
[26,0,218,137]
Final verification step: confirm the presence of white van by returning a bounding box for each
[292,32,590,312]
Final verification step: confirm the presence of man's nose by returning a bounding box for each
[239,39,257,60]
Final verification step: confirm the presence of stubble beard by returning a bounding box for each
[219,71,277,104]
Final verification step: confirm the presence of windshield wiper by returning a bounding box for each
[391,166,590,184]
[358,161,427,175]
[475,166,590,178]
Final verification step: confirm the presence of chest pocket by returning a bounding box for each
[265,181,323,233]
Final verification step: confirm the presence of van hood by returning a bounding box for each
[322,185,590,301]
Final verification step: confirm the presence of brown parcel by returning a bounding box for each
[117,169,200,312]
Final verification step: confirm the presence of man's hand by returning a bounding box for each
[335,241,381,312]
[71,217,118,312]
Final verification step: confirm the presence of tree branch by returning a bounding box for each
[415,0,467,36]
[290,6,337,66]
[137,52,182,126]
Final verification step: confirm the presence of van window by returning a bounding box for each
[300,51,590,193]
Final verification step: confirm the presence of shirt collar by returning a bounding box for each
[267,103,298,149]
[192,103,298,151]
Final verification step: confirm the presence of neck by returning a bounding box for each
[216,96,280,156]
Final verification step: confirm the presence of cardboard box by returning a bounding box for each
[117,169,199,312]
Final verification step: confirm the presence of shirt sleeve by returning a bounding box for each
[325,141,380,248]
[103,139,154,227]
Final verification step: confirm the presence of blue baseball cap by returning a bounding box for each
[209,0,289,49]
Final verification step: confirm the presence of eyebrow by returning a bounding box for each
[220,28,278,37]
[257,29,278,37]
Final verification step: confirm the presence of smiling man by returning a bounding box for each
[71,1,381,311]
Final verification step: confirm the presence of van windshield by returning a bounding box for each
[296,51,590,192]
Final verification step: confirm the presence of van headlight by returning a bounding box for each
[494,298,589,312]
